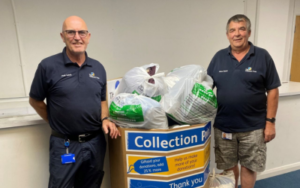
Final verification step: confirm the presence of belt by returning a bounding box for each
[51,130,100,143]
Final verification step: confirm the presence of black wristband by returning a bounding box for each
[266,117,276,123]
[101,117,109,122]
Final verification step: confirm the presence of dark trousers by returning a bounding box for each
[48,133,106,188]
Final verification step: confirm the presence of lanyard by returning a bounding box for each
[64,139,70,154]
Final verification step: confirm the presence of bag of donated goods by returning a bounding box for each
[209,169,235,188]
[115,63,167,102]
[109,93,168,129]
[162,65,217,124]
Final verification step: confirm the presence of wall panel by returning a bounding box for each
[0,0,25,98]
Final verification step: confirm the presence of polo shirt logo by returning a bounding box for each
[89,72,100,79]
[245,67,257,73]
[61,74,72,77]
[219,70,228,73]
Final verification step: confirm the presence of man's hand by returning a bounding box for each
[264,121,276,142]
[102,119,121,139]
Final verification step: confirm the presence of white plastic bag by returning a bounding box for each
[209,169,235,188]
[115,63,167,102]
[109,93,168,129]
[162,65,217,124]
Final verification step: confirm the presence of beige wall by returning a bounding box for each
[2,0,296,98]
[1,0,245,98]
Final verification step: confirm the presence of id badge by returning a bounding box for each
[61,154,76,164]
[222,132,232,140]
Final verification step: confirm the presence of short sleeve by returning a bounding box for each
[264,53,281,90]
[29,63,48,101]
[101,67,107,101]
[207,55,216,89]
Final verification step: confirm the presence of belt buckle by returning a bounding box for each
[78,134,86,143]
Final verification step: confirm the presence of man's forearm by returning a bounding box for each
[266,88,279,118]
[29,97,49,123]
[101,100,109,120]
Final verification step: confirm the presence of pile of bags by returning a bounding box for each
[109,63,217,129]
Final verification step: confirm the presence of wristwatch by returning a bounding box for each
[101,117,109,122]
[266,117,276,123]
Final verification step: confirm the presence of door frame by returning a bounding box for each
[284,0,300,83]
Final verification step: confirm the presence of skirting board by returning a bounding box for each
[257,162,300,180]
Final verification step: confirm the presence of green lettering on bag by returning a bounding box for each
[109,102,144,122]
[132,90,161,102]
[132,90,140,95]
[151,95,162,102]
[191,83,218,108]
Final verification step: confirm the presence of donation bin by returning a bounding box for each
[108,122,211,188]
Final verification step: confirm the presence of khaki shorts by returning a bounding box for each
[214,128,266,172]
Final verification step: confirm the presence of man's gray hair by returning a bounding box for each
[226,14,251,32]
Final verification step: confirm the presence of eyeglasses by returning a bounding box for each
[64,30,89,38]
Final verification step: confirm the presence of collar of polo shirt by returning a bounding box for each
[62,47,92,67]
[227,41,255,60]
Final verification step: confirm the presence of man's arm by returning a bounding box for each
[264,88,279,142]
[101,100,121,139]
[29,97,49,123]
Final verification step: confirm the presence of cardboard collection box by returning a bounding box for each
[108,122,211,188]
[107,78,212,188]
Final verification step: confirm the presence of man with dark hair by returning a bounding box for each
[29,16,120,188]
[208,14,280,188]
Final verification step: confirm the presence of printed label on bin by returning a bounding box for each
[127,156,169,174]
[128,162,209,188]
[127,141,210,176]
[126,122,211,152]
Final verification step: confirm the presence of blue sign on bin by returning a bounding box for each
[128,156,169,174]
[126,122,211,152]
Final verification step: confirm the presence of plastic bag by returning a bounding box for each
[162,65,217,124]
[115,63,167,102]
[109,93,168,129]
[209,169,235,188]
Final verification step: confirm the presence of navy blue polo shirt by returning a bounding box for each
[207,42,281,133]
[30,48,107,135]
